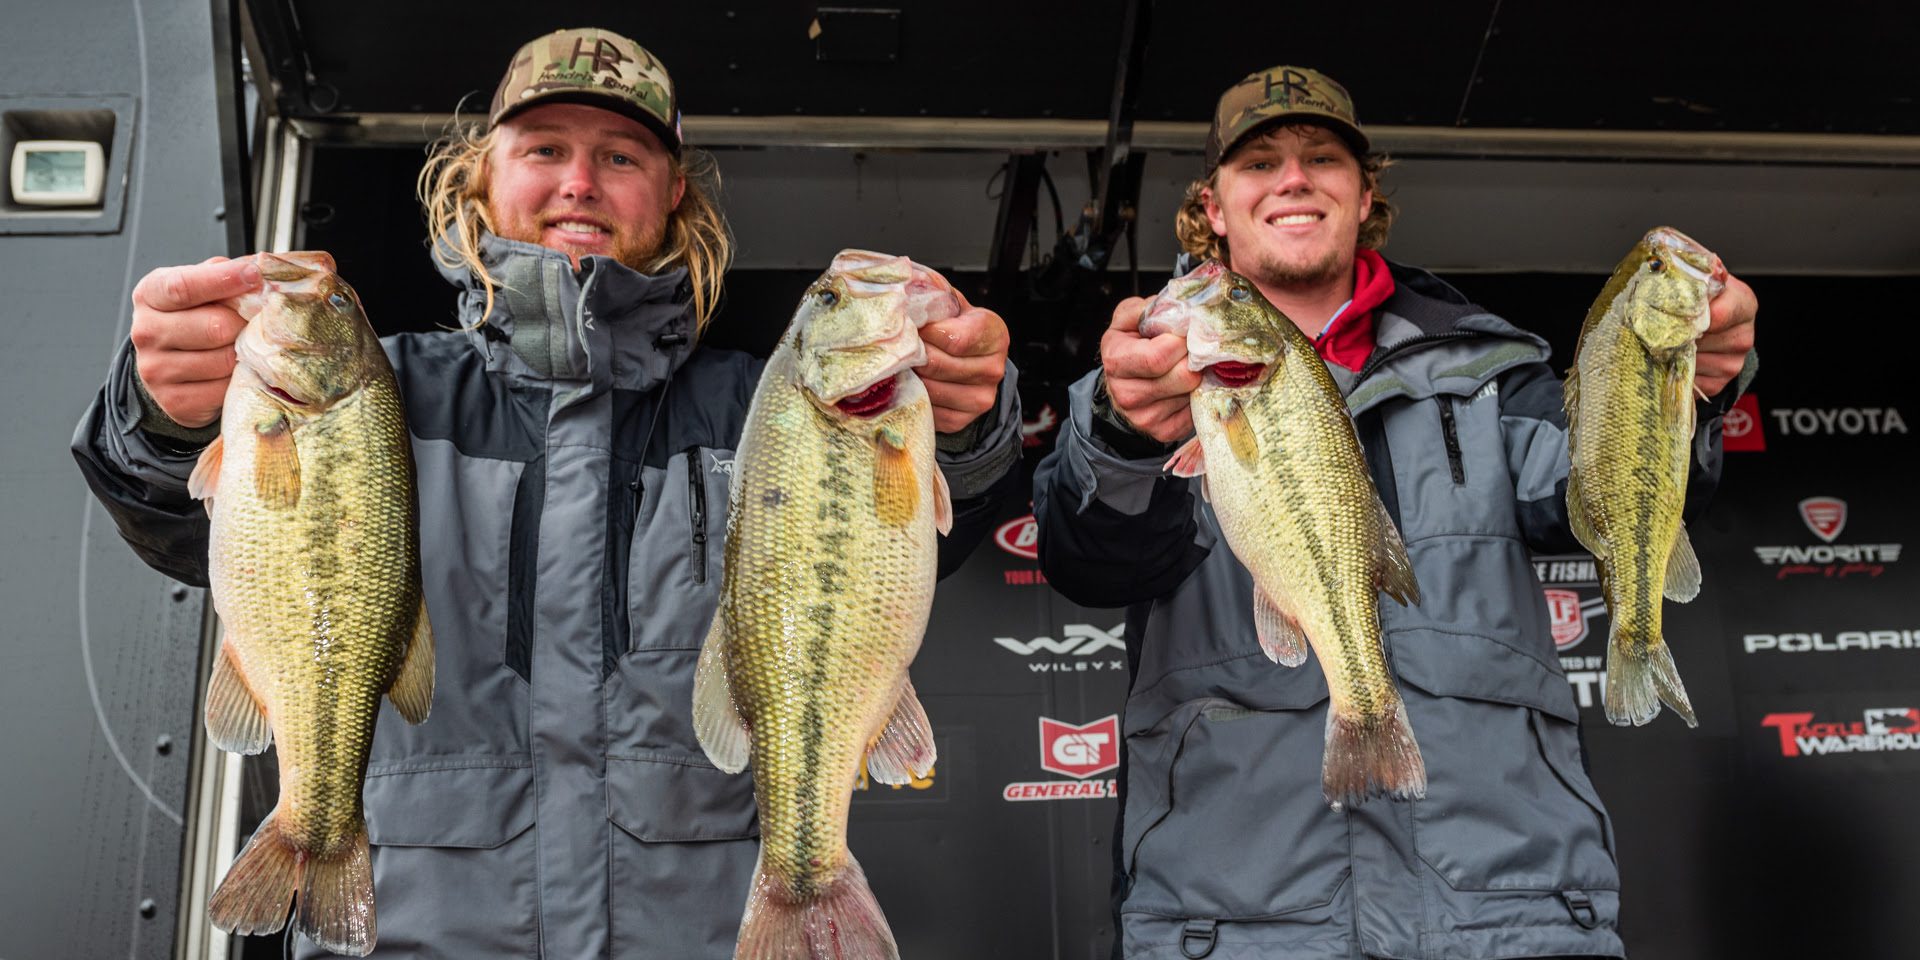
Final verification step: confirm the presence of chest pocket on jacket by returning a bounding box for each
[626,446,733,653]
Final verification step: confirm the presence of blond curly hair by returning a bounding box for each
[1175,124,1396,266]
[416,123,733,335]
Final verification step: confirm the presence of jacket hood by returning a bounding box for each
[436,232,696,397]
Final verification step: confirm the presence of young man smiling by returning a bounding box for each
[1034,66,1756,958]
[74,26,1022,958]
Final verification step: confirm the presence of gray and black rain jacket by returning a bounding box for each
[72,235,1024,959]
[1034,260,1736,960]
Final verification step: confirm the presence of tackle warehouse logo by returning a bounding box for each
[1002,715,1121,802]
[1722,393,1764,452]
[1743,630,1920,654]
[1751,497,1901,580]
[1761,708,1920,757]
[993,622,1126,673]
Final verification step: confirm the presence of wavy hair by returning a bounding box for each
[1174,125,1396,266]
[416,124,733,335]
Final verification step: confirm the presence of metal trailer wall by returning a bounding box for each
[0,1,242,957]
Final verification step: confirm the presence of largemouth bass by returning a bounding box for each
[190,251,433,956]
[694,250,956,960]
[1565,226,1723,728]
[1141,260,1424,808]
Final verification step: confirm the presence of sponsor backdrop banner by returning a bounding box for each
[847,274,1918,960]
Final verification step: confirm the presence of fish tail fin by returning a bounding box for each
[208,810,299,939]
[736,850,899,960]
[1322,699,1427,809]
[1604,625,1698,729]
[295,822,376,956]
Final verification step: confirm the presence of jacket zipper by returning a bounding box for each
[1435,397,1466,484]
[686,449,708,584]
[1354,329,1477,381]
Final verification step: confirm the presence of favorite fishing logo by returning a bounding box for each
[1536,554,1612,711]
[992,621,1126,673]
[1002,715,1121,801]
[1760,708,1920,757]
[1751,497,1901,580]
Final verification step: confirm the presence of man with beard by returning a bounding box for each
[1033,67,1756,959]
[73,27,1022,958]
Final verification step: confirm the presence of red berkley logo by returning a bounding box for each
[1722,393,1764,452]
[1761,708,1920,757]
[1799,497,1847,543]
[995,515,1039,560]
[1039,715,1120,778]
[1545,589,1586,649]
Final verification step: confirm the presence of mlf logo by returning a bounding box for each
[1762,708,1920,757]
[1039,715,1120,778]
[995,515,1038,560]
[1722,393,1764,452]
[1545,589,1592,649]
[1799,497,1846,542]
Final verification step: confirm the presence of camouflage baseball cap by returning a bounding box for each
[1204,66,1368,171]
[489,28,682,153]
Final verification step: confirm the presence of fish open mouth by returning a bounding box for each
[835,377,897,417]
[1210,362,1266,387]
[264,384,307,407]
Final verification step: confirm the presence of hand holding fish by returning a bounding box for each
[914,290,1009,433]
[128,256,281,428]
[1694,271,1757,397]
[1099,295,1205,442]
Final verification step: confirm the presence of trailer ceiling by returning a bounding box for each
[249,0,1917,137]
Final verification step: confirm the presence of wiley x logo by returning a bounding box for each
[994,622,1126,656]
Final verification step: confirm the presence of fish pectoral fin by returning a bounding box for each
[872,426,920,529]
[932,462,954,536]
[1254,585,1310,667]
[1164,436,1207,478]
[866,678,937,784]
[187,434,224,504]
[387,596,435,724]
[251,415,302,510]
[692,613,751,774]
[1564,467,1610,561]
[1220,397,1261,466]
[1373,494,1421,607]
[204,640,272,755]
[1665,523,1703,603]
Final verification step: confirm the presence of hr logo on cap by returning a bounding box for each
[1263,68,1312,104]
[566,36,631,76]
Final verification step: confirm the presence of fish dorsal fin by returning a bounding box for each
[1164,436,1207,478]
[204,640,272,755]
[252,414,302,510]
[1220,397,1260,466]
[693,612,750,774]
[873,425,920,528]
[1665,523,1703,603]
[1254,584,1309,667]
[1373,494,1421,607]
[387,595,435,724]
[188,434,224,504]
[865,678,937,784]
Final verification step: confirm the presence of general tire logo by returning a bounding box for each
[1799,497,1846,543]
[1039,715,1120,778]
